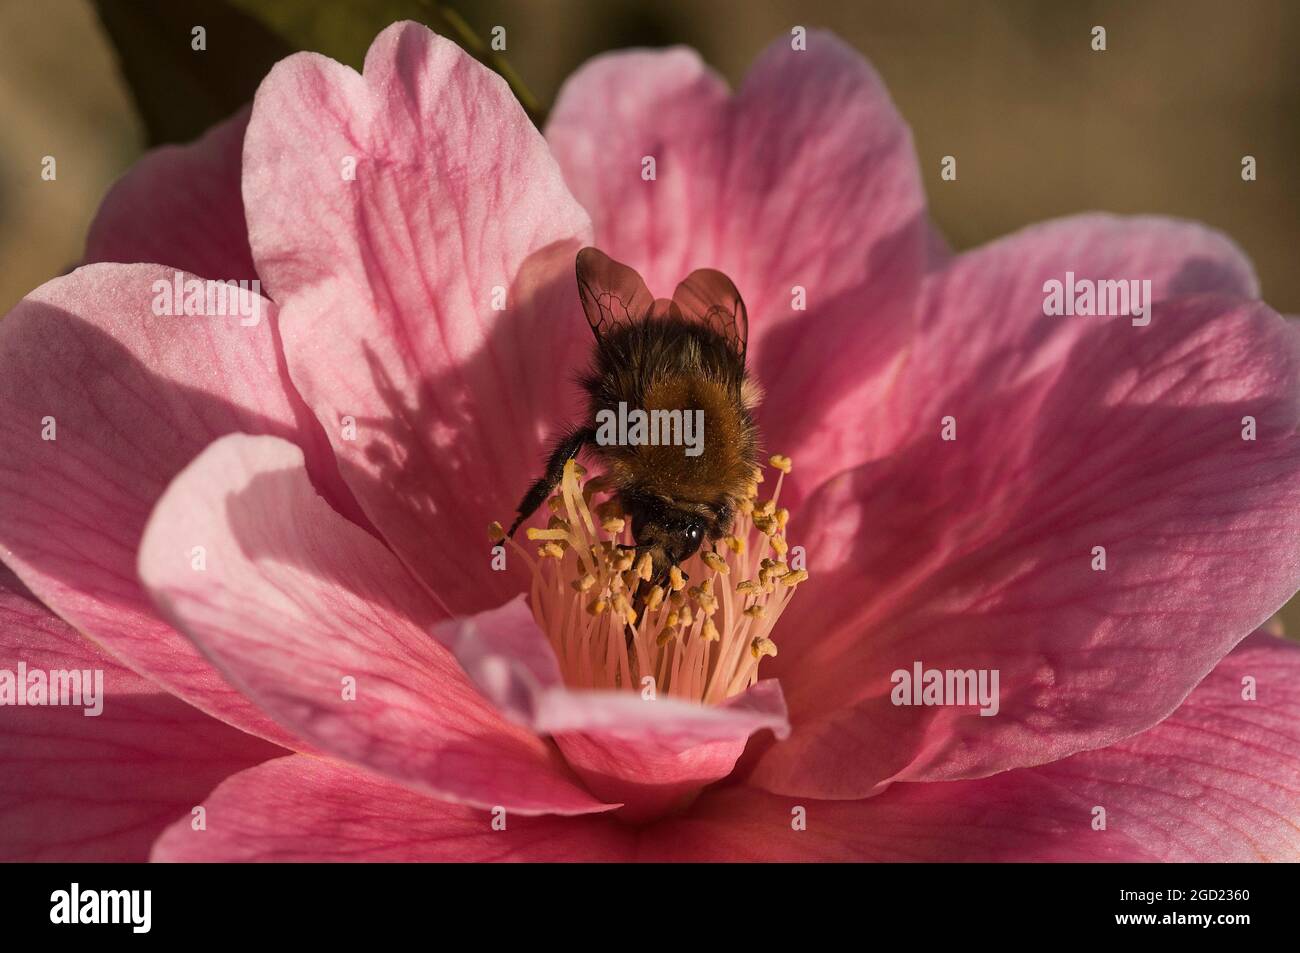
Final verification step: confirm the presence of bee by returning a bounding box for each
[507,247,760,584]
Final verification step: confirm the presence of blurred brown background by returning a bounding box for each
[1,0,1297,627]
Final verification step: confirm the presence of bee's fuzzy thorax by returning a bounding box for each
[583,314,758,507]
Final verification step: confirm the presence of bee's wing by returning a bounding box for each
[672,268,748,362]
[576,247,654,341]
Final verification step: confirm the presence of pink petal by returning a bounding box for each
[0,263,351,747]
[152,631,1300,861]
[151,755,632,862]
[85,108,256,281]
[547,32,928,496]
[242,21,593,615]
[139,434,612,816]
[432,597,788,821]
[653,633,1300,861]
[0,573,282,861]
[894,214,1261,448]
[753,292,1300,797]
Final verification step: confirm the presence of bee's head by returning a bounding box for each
[624,493,718,580]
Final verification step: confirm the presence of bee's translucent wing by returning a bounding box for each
[575,247,654,341]
[672,268,748,362]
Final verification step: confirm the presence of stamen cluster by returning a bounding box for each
[492,455,806,704]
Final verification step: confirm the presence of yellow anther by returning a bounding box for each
[527,527,570,541]
[587,598,608,616]
[572,573,597,592]
[687,584,717,617]
[612,592,637,626]
[644,586,665,611]
[541,541,566,559]
[769,454,792,474]
[776,508,789,530]
[750,636,778,659]
[668,566,686,591]
[702,551,729,575]
[701,617,720,642]
[725,535,746,555]
[488,521,505,543]
[780,569,809,587]
[635,552,654,581]
[744,604,767,619]
[602,517,626,535]
[770,535,789,556]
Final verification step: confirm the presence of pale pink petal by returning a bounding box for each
[655,633,1300,861]
[151,632,1300,862]
[139,434,613,816]
[892,214,1261,449]
[433,597,788,821]
[547,32,928,496]
[0,263,352,747]
[0,573,282,861]
[85,108,256,281]
[242,22,593,615]
[152,755,632,862]
[753,293,1300,797]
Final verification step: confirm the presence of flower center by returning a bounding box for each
[492,455,806,704]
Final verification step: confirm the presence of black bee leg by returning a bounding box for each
[648,561,689,588]
[506,425,595,538]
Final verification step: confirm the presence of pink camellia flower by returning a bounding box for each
[2,22,1299,861]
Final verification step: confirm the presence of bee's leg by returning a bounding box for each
[506,425,595,538]
[641,554,688,589]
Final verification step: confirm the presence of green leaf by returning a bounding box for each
[93,0,295,146]
[226,0,544,124]
[94,0,544,148]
